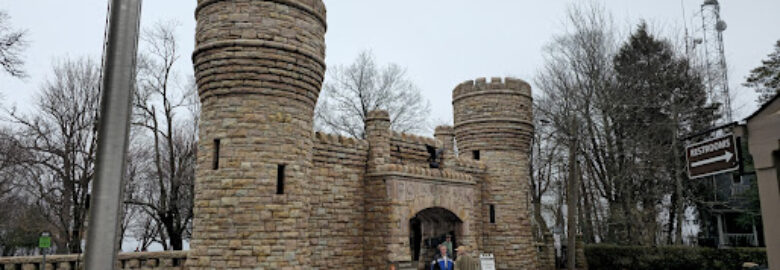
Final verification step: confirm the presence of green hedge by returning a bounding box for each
[585,244,767,270]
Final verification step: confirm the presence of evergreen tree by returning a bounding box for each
[744,40,780,105]
[612,22,719,245]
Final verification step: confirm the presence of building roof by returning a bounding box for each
[744,93,780,121]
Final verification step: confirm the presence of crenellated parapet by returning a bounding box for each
[370,163,475,184]
[390,131,442,167]
[453,77,534,152]
[363,110,478,185]
[452,77,531,101]
[195,0,327,28]
[390,131,440,147]
[314,131,369,149]
[193,0,327,108]
[313,131,369,167]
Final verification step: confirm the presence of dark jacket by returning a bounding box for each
[430,254,455,270]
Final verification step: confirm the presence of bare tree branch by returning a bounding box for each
[127,20,196,251]
[0,9,27,78]
[315,51,431,138]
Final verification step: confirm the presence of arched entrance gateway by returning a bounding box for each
[410,207,463,265]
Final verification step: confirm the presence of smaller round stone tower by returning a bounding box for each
[189,0,326,269]
[452,77,537,270]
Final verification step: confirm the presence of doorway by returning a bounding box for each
[409,207,463,266]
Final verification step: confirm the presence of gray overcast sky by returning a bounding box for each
[2,0,779,130]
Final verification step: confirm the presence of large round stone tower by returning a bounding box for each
[189,0,326,268]
[452,77,538,270]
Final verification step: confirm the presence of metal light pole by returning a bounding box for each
[84,0,142,269]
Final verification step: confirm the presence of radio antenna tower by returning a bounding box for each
[700,0,733,123]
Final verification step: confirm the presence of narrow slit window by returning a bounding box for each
[489,204,496,224]
[276,164,286,195]
[473,150,480,160]
[212,139,221,170]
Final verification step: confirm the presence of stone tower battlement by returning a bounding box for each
[452,77,534,152]
[193,0,327,108]
[452,77,531,98]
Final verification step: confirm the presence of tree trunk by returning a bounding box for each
[567,124,578,270]
[534,199,550,240]
[672,114,684,245]
[580,176,595,243]
[667,190,678,244]
[169,230,183,250]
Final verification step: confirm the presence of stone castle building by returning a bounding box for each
[187,0,538,269]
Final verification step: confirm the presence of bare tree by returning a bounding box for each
[529,106,563,241]
[0,128,23,200]
[125,21,197,251]
[131,209,162,251]
[0,9,27,78]
[119,136,151,251]
[315,51,431,138]
[5,57,100,254]
[536,2,621,249]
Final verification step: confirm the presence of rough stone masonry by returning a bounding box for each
[187,0,540,269]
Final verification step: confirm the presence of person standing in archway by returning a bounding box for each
[443,234,454,258]
[431,244,455,270]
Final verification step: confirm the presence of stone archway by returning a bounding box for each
[409,207,463,267]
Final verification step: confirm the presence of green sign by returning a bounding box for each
[39,235,51,248]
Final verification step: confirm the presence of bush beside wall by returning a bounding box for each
[585,244,767,270]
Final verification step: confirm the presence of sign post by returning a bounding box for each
[686,134,739,179]
[480,253,496,270]
[39,232,51,269]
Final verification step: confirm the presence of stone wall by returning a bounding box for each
[452,77,538,270]
[364,164,480,270]
[537,232,556,270]
[363,173,392,270]
[0,251,188,270]
[383,172,480,257]
[189,0,327,268]
[309,132,368,270]
[479,151,538,269]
